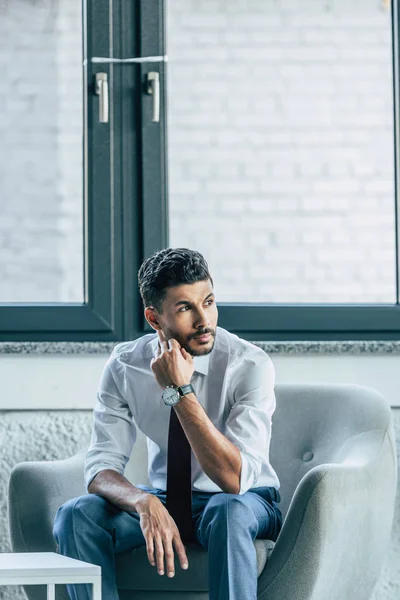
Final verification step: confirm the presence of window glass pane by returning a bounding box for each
[166,0,396,303]
[0,0,84,302]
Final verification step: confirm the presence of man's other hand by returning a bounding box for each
[135,493,189,577]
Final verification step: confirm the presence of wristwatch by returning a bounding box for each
[162,383,195,407]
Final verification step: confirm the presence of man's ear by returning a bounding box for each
[144,307,160,330]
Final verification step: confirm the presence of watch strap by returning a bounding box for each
[177,383,195,397]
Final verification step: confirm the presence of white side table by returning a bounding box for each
[0,553,101,599]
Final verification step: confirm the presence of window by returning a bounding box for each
[1,1,84,304]
[167,0,396,305]
[163,0,400,340]
[2,0,400,341]
[0,0,166,341]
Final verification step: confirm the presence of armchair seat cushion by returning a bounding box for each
[115,539,275,592]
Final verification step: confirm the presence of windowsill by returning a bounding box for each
[1,341,400,354]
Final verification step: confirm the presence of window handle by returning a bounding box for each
[146,71,160,123]
[95,73,109,123]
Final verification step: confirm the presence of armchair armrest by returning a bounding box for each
[258,425,397,600]
[8,449,87,553]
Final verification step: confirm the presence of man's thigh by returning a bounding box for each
[194,486,282,545]
[246,486,283,540]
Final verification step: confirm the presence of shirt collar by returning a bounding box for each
[150,335,211,376]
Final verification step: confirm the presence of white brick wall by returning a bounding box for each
[0,0,83,302]
[166,0,396,303]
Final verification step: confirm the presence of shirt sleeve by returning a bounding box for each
[224,351,276,495]
[84,350,137,491]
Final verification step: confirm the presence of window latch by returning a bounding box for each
[95,72,109,124]
[146,71,160,123]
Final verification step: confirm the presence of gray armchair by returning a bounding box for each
[8,383,397,600]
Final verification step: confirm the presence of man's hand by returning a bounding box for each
[150,329,195,388]
[135,493,189,577]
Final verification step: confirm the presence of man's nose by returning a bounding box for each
[194,307,211,328]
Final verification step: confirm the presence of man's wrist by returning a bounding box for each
[167,381,191,389]
[162,384,186,394]
[133,490,156,514]
[177,382,196,396]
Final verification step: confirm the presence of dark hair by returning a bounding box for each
[138,247,214,314]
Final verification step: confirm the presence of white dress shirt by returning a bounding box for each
[85,325,280,495]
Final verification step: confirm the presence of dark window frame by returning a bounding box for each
[1,0,400,342]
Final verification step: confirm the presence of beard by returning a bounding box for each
[161,325,216,357]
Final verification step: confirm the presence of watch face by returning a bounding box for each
[162,387,180,406]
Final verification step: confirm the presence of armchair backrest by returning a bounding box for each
[270,383,391,517]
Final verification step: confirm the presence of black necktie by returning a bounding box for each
[166,406,194,542]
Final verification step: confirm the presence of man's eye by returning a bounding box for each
[179,300,213,313]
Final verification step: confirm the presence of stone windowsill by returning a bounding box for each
[1,341,400,354]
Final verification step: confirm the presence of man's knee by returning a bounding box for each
[200,493,258,535]
[53,494,111,543]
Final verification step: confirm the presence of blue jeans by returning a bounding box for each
[53,484,283,600]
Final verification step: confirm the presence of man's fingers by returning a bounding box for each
[163,539,175,578]
[145,534,156,567]
[156,330,184,354]
[154,534,165,575]
[157,329,167,344]
[180,347,192,362]
[167,338,181,351]
[173,535,189,570]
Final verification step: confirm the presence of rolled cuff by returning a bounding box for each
[238,450,260,495]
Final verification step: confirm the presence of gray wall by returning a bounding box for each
[1,411,92,600]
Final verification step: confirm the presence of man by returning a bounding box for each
[53,247,283,600]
